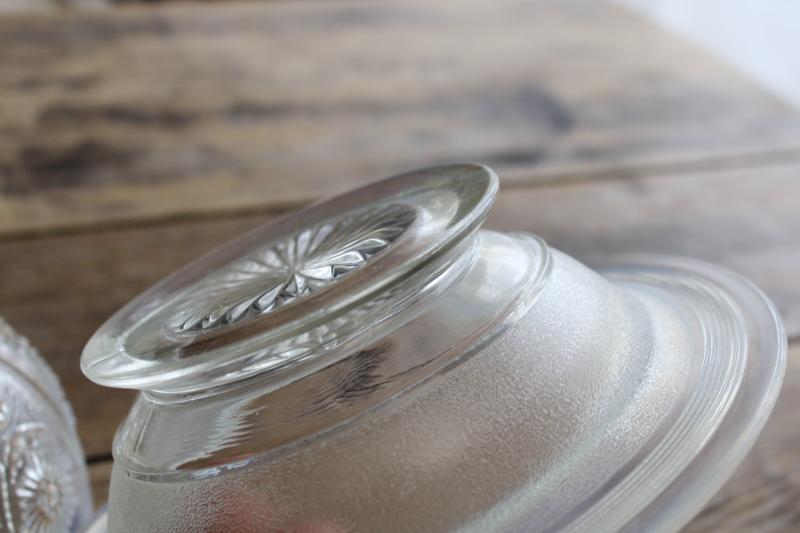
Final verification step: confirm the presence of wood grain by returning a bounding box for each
[2,0,800,236]
[2,1,799,529]
[89,460,113,509]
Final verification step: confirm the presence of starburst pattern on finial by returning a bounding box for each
[168,204,415,335]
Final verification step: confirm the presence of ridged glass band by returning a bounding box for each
[559,266,747,531]
[560,258,785,533]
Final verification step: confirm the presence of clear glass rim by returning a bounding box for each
[81,164,498,392]
[561,254,787,533]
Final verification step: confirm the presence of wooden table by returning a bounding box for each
[1,1,799,530]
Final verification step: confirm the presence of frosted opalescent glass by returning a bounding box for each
[80,164,785,532]
[107,251,693,532]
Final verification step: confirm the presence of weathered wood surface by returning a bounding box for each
[0,0,107,13]
[1,0,799,530]
[2,0,800,236]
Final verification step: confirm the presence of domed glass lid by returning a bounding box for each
[82,164,786,532]
[81,164,498,393]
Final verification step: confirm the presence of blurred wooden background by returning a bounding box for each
[1,0,799,531]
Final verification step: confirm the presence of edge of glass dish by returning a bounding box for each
[564,255,786,533]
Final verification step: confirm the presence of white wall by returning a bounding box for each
[619,0,800,109]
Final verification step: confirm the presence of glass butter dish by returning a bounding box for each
[0,318,92,533]
[81,164,786,532]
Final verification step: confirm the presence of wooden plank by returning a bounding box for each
[0,0,107,14]
[2,162,800,457]
[2,0,800,236]
[83,342,800,530]
[683,343,800,533]
[90,460,113,509]
[0,0,57,14]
